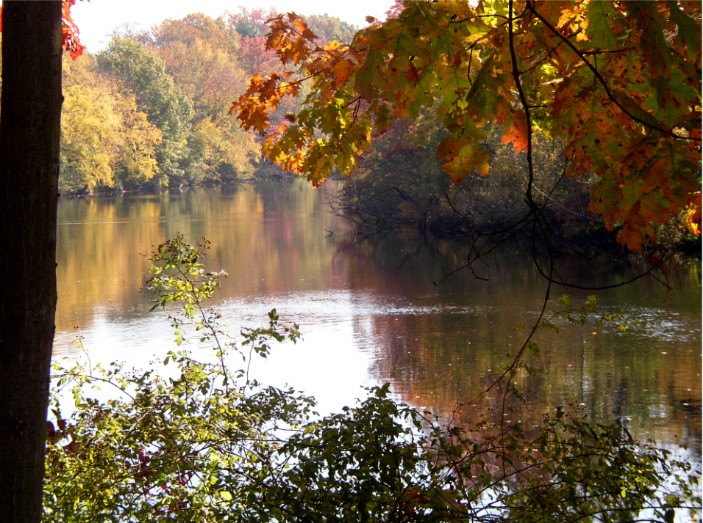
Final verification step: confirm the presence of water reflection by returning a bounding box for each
[55,179,701,457]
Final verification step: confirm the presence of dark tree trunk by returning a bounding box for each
[0,2,63,522]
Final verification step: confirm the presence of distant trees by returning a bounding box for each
[335,116,600,243]
[149,14,258,183]
[61,56,162,193]
[54,10,364,196]
[97,37,194,188]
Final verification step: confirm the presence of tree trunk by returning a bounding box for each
[0,2,63,522]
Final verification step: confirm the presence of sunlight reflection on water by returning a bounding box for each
[53,183,701,464]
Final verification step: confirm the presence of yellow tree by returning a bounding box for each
[113,97,162,188]
[61,56,162,194]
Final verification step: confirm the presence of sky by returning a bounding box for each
[71,0,395,52]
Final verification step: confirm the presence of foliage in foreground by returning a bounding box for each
[234,1,701,252]
[44,236,701,522]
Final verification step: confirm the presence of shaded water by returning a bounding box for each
[54,179,701,457]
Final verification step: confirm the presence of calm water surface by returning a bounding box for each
[54,179,702,458]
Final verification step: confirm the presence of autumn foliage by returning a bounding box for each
[233,0,702,251]
[61,0,84,59]
[0,0,84,58]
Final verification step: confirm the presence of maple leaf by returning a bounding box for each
[266,13,319,66]
[232,100,271,135]
[437,135,490,183]
[497,105,528,154]
[628,2,670,81]
[668,2,702,64]
[330,57,356,88]
[616,208,652,252]
[585,1,618,49]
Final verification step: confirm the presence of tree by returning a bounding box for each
[97,37,193,187]
[60,55,162,194]
[149,15,259,181]
[233,0,701,252]
[0,3,63,523]
[305,14,358,44]
[0,1,83,520]
[335,116,588,240]
[151,16,245,118]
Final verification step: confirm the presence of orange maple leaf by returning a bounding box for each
[498,106,528,154]
[331,58,355,88]
[500,121,528,154]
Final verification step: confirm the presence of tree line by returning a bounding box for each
[58,10,356,195]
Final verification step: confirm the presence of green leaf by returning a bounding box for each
[668,2,702,63]
[586,1,618,49]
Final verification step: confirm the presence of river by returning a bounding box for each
[54,179,702,459]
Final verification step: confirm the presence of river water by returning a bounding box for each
[54,179,701,459]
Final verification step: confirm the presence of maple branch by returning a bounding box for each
[454,13,509,24]
[490,2,617,402]
[435,193,534,284]
[458,10,511,87]
[526,3,690,141]
[486,261,553,395]
[518,50,552,76]
[439,177,551,284]
[507,0,535,207]
[581,46,637,56]
[531,254,675,293]
[465,33,492,87]
[342,96,363,111]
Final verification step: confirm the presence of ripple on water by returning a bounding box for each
[600,305,701,343]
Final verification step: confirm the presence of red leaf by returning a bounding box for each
[62,0,85,60]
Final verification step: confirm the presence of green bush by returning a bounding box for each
[44,236,700,522]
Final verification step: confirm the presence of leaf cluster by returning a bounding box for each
[234,1,702,251]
